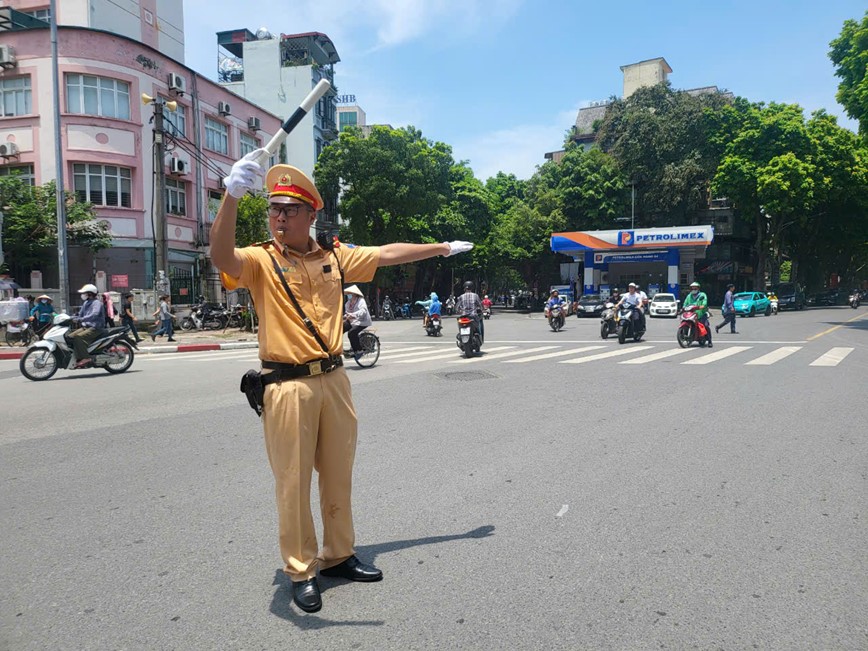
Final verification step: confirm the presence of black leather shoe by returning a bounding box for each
[291,578,322,613]
[320,556,383,582]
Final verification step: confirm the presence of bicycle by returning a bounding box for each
[343,329,380,368]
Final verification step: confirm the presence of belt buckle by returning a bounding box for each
[308,360,323,376]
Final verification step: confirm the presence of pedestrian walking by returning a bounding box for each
[151,294,176,342]
[120,293,142,342]
[212,149,473,614]
[715,284,738,334]
[102,292,116,327]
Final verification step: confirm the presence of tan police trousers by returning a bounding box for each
[262,366,357,581]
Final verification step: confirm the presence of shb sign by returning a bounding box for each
[335,94,356,104]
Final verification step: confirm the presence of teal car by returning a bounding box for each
[733,291,772,317]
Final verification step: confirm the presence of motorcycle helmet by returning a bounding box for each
[77,283,98,295]
[463,281,474,292]
[690,281,701,289]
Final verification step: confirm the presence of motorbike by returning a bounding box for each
[399,302,412,319]
[769,298,779,315]
[616,303,645,344]
[180,303,228,331]
[482,306,491,320]
[382,302,394,320]
[445,298,455,316]
[424,312,442,337]
[19,313,138,381]
[849,291,861,309]
[547,304,565,332]
[455,315,482,358]
[600,302,618,339]
[676,305,711,348]
[226,305,248,328]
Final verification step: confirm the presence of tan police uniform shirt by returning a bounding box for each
[221,239,380,364]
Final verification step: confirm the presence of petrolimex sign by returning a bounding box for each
[550,226,714,253]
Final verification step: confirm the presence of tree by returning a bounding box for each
[553,145,629,231]
[829,11,868,136]
[234,192,270,247]
[596,83,730,226]
[0,177,111,279]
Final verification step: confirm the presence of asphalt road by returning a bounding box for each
[1,306,866,650]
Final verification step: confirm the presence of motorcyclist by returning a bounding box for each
[544,289,566,325]
[415,292,441,327]
[608,287,621,307]
[682,281,712,348]
[615,283,645,332]
[455,281,483,342]
[70,283,106,367]
[445,295,456,315]
[482,295,493,311]
[382,295,393,319]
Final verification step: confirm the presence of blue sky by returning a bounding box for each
[184,0,864,181]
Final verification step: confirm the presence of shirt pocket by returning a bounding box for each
[317,266,343,317]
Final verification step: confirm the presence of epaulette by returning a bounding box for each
[252,240,275,248]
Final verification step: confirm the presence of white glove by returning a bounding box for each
[444,240,474,257]
[223,149,267,199]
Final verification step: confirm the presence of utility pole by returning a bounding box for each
[50,0,69,312]
[142,94,176,295]
[631,180,635,230]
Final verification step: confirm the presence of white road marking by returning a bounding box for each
[556,505,569,518]
[620,348,692,364]
[560,346,654,364]
[394,346,514,364]
[809,347,854,367]
[378,348,447,360]
[377,346,436,355]
[681,346,752,365]
[745,346,802,365]
[449,346,556,364]
[503,346,605,363]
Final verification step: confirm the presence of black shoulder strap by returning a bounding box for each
[265,250,330,355]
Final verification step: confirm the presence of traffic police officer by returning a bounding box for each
[211,150,472,613]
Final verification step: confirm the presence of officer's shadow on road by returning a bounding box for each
[268,524,495,628]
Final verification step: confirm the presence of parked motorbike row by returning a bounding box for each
[179,302,250,331]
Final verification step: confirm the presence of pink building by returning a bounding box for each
[0,5,282,301]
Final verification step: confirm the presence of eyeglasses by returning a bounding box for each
[268,204,310,218]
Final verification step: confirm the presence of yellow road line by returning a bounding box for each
[806,312,867,341]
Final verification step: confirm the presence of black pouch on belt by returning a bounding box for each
[240,369,265,417]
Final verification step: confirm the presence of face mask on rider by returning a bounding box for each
[80,293,90,301]
[40,299,48,304]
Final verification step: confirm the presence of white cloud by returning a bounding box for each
[452,104,585,181]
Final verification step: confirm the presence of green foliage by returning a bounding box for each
[234,192,270,247]
[779,260,791,282]
[829,11,868,136]
[596,83,730,225]
[0,177,111,273]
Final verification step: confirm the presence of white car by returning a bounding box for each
[649,293,679,317]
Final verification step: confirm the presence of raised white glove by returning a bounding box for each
[223,149,267,199]
[444,240,474,257]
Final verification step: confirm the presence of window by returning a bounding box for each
[164,103,186,138]
[339,111,357,130]
[0,77,32,117]
[0,164,35,186]
[207,190,222,222]
[240,132,258,157]
[204,117,228,154]
[66,74,130,120]
[165,178,186,216]
[315,138,323,160]
[72,163,132,207]
[24,8,51,21]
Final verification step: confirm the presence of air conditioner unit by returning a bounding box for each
[170,157,187,174]
[218,101,231,116]
[168,72,185,94]
[247,116,261,131]
[0,142,20,158]
[0,45,16,69]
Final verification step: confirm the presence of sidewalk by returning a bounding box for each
[0,328,259,360]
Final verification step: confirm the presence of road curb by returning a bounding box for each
[0,341,259,360]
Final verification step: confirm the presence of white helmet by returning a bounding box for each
[77,283,98,295]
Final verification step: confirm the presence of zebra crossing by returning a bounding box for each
[135,342,857,369]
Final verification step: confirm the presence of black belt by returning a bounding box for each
[261,356,343,383]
